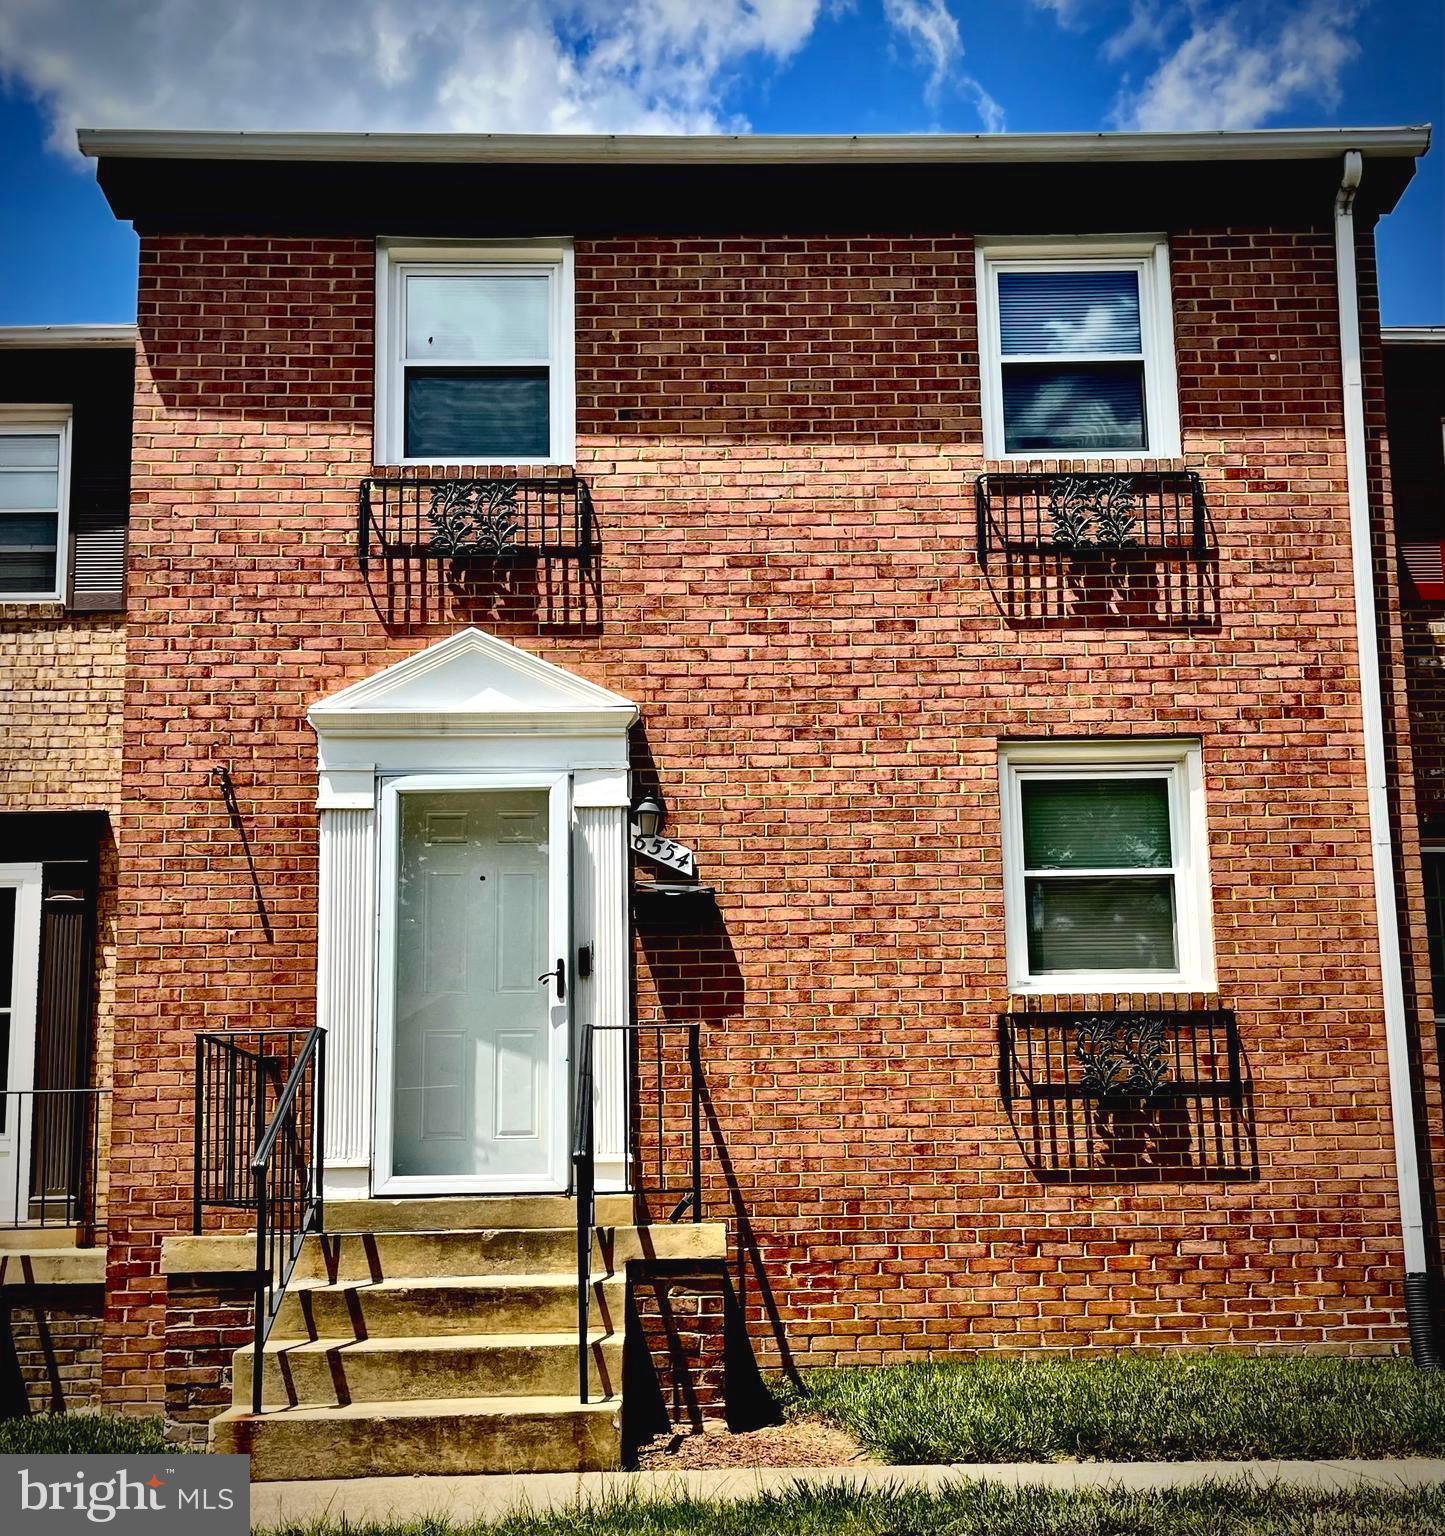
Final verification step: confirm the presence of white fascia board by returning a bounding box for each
[77,126,1432,166]
[0,325,137,349]
[307,707,638,739]
[1383,327,1445,345]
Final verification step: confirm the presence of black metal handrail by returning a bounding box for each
[2,1088,108,1231]
[976,470,1211,564]
[571,1020,703,1405]
[359,475,597,574]
[192,1026,325,1416]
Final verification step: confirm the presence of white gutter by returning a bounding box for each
[1384,327,1445,346]
[0,324,137,349]
[76,124,1431,166]
[1334,149,1434,1346]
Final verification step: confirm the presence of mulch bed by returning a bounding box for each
[634,1419,873,1470]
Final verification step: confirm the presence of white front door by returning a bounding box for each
[0,866,43,1225]
[374,777,571,1193]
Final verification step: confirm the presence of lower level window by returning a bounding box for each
[0,412,69,601]
[1000,740,1214,992]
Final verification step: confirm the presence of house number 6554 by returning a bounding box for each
[628,825,697,878]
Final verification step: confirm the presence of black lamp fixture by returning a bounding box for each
[633,795,664,839]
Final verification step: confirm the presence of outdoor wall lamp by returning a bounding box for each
[633,795,664,839]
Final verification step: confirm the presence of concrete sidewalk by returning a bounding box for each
[250,1457,1445,1526]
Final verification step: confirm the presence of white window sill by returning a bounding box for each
[1008,976,1215,997]
[379,458,574,471]
[986,452,1181,466]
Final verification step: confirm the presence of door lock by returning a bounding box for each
[538,957,567,1001]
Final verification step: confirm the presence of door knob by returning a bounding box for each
[538,957,567,1001]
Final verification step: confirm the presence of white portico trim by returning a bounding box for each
[307,627,638,1199]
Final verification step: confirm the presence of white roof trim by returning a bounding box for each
[1384,327,1445,345]
[78,126,1432,166]
[0,325,137,350]
[307,627,638,740]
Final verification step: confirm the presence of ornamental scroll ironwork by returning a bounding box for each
[1073,1012,1169,1105]
[426,479,523,558]
[1047,476,1140,552]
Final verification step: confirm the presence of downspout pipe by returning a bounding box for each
[1333,149,1438,1365]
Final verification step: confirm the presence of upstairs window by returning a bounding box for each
[376,243,574,466]
[0,410,70,602]
[978,240,1181,459]
[1000,740,1214,993]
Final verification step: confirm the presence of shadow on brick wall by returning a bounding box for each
[363,551,605,635]
[981,551,1221,630]
[0,1285,105,1414]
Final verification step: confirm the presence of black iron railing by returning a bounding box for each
[976,471,1211,564]
[1000,1008,1241,1107]
[571,1021,702,1405]
[193,1026,325,1415]
[571,1015,597,1404]
[359,476,597,574]
[2,1088,108,1231]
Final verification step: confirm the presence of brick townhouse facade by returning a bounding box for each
[1,124,1441,1472]
[1389,327,1445,1008]
[0,324,133,1411]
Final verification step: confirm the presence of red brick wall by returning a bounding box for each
[162,1275,253,1446]
[106,224,1435,1405]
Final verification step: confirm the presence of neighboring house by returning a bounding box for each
[0,324,133,1411]
[1388,329,1445,1027]
[0,124,1435,1471]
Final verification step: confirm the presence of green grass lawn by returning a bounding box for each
[257,1483,1445,1536]
[0,1413,171,1455]
[775,1355,1445,1464]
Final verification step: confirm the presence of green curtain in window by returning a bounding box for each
[1026,875,1177,973]
[1021,778,1172,869]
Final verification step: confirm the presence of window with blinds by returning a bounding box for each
[1000,742,1213,991]
[0,416,69,602]
[979,243,1180,460]
[1021,777,1177,974]
[378,245,574,466]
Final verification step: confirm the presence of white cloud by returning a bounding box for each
[1102,0,1174,61]
[0,0,827,155]
[881,0,962,96]
[1028,0,1091,27]
[880,0,1003,127]
[1113,0,1361,131]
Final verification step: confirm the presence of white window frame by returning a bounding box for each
[976,236,1182,462]
[374,240,575,467]
[999,739,1215,994]
[0,406,71,603]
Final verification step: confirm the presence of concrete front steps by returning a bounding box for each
[209,1195,629,1481]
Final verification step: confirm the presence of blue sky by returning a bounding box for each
[0,0,1437,325]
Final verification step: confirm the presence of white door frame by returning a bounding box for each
[0,864,43,1226]
[372,772,572,1195]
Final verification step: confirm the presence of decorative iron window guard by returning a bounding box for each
[999,1008,1250,1180]
[359,475,597,574]
[1001,1008,1242,1110]
[976,471,1212,565]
